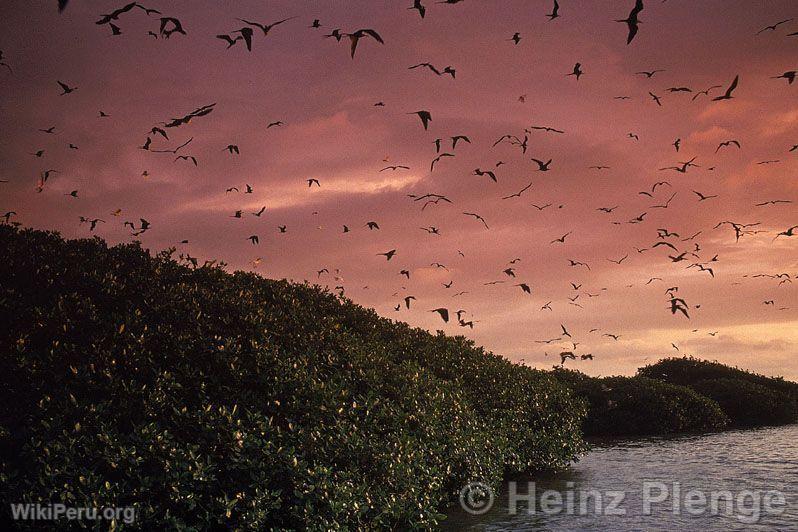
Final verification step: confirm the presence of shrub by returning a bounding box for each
[0,226,586,529]
[551,369,729,436]
[690,378,798,427]
[639,357,798,427]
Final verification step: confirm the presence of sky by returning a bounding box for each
[0,0,796,378]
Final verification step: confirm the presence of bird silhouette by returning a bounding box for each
[378,249,397,260]
[712,75,739,101]
[636,69,665,78]
[409,0,426,18]
[57,81,77,95]
[409,110,432,129]
[546,0,560,20]
[463,212,489,229]
[346,29,384,58]
[715,140,741,152]
[616,0,644,44]
[772,71,796,85]
[567,62,583,80]
[159,17,187,38]
[756,18,793,35]
[431,308,449,322]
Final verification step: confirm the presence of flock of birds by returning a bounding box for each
[2,1,797,370]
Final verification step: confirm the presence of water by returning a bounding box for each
[445,425,798,530]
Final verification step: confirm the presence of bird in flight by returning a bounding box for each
[473,168,497,182]
[636,69,665,78]
[693,190,718,202]
[559,352,576,365]
[159,17,187,38]
[516,283,532,294]
[57,81,77,95]
[529,125,565,134]
[648,92,662,106]
[712,75,739,101]
[409,110,432,130]
[346,28,384,58]
[238,16,296,36]
[669,296,690,319]
[546,0,560,20]
[431,308,449,323]
[755,200,792,207]
[409,0,426,19]
[772,71,796,85]
[409,62,442,76]
[756,18,793,35]
[692,84,723,100]
[463,212,489,229]
[567,63,583,80]
[95,2,137,25]
[550,231,573,244]
[616,0,644,44]
[715,140,741,152]
[502,181,533,200]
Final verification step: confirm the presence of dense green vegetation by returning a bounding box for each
[0,226,586,529]
[551,369,729,436]
[1,227,795,528]
[640,357,798,427]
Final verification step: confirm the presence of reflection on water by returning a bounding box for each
[445,424,798,531]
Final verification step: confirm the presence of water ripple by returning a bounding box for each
[445,424,798,531]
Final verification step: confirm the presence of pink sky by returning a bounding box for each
[1,0,796,378]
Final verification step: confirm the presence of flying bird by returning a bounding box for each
[57,81,77,95]
[693,190,718,201]
[409,0,426,18]
[473,168,497,182]
[648,92,662,106]
[616,0,644,44]
[567,62,583,80]
[715,140,741,152]
[463,212,489,229]
[409,110,432,129]
[546,0,560,20]
[636,69,665,78]
[238,16,296,35]
[550,231,572,244]
[756,18,793,35]
[772,71,796,85]
[159,17,187,38]
[712,75,739,101]
[95,2,137,25]
[431,308,449,323]
[347,28,384,58]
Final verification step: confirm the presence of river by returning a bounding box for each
[445,424,798,530]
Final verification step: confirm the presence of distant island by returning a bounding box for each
[1,226,795,529]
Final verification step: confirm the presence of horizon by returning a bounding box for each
[1,0,796,379]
